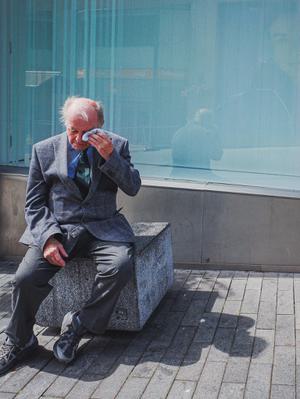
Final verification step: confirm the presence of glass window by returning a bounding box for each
[1,0,300,191]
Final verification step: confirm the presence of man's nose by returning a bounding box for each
[76,133,84,144]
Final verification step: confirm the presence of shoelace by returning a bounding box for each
[0,341,14,362]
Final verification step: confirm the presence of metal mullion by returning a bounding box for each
[109,0,117,130]
[51,0,58,135]
[89,0,96,99]
[24,0,35,165]
[83,0,89,95]
[69,0,77,95]
[1,0,10,164]
[62,0,69,100]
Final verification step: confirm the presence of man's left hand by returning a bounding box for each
[88,132,113,160]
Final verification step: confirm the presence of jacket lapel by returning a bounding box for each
[84,148,105,201]
[53,133,82,199]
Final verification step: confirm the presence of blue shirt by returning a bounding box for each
[67,142,93,179]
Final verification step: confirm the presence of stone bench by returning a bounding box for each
[36,222,174,331]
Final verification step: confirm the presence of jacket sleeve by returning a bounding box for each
[100,139,141,196]
[24,145,63,251]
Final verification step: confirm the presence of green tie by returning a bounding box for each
[75,150,90,197]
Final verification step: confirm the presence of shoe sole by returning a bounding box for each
[0,341,39,376]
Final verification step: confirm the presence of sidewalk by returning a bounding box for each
[0,260,298,399]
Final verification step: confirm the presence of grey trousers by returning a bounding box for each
[5,230,134,347]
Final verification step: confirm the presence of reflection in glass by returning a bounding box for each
[1,0,300,190]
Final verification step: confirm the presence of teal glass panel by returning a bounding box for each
[1,0,300,191]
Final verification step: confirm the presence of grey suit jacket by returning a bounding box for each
[19,131,141,253]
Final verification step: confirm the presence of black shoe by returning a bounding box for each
[0,335,38,375]
[53,312,87,364]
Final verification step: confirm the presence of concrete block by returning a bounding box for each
[36,222,174,331]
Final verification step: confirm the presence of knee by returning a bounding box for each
[14,269,37,290]
[116,250,134,281]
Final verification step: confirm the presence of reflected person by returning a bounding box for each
[171,108,223,172]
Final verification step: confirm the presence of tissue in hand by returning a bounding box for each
[82,128,103,142]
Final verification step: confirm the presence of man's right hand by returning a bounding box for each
[43,237,68,267]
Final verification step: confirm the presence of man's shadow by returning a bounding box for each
[21,280,267,384]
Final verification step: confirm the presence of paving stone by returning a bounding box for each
[275,315,295,346]
[278,276,294,291]
[227,279,246,301]
[181,297,210,326]
[223,358,250,383]
[78,333,144,399]
[41,397,62,399]
[166,380,196,399]
[170,273,203,312]
[0,393,16,399]
[257,300,276,329]
[163,326,196,362]
[176,343,210,381]
[207,328,235,362]
[140,364,178,399]
[192,361,226,399]
[13,358,66,399]
[219,301,241,328]
[171,270,190,290]
[249,272,263,278]
[230,314,256,357]
[244,289,260,317]
[219,271,235,278]
[170,291,195,312]
[213,277,231,292]
[246,276,262,291]
[295,304,300,330]
[193,312,220,343]
[294,281,300,303]
[241,290,260,314]
[183,272,204,291]
[45,337,116,397]
[296,330,300,365]
[234,271,249,279]
[218,383,245,399]
[115,377,149,399]
[131,312,184,379]
[204,271,220,278]
[205,292,226,313]
[244,363,272,399]
[91,363,139,399]
[0,339,55,393]
[252,329,274,364]
[260,278,277,302]
[272,346,295,385]
[147,311,184,353]
[198,277,217,292]
[277,290,294,315]
[271,385,295,399]
[138,325,195,389]
[131,350,164,379]
[65,379,101,399]
[296,366,300,399]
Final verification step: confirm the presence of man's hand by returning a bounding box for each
[43,237,68,267]
[88,132,113,160]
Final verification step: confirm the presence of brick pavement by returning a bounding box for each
[0,260,299,398]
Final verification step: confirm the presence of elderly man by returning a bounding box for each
[0,96,141,374]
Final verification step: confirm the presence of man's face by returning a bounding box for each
[270,14,300,82]
[66,110,99,151]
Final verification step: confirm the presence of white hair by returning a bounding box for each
[60,96,104,127]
